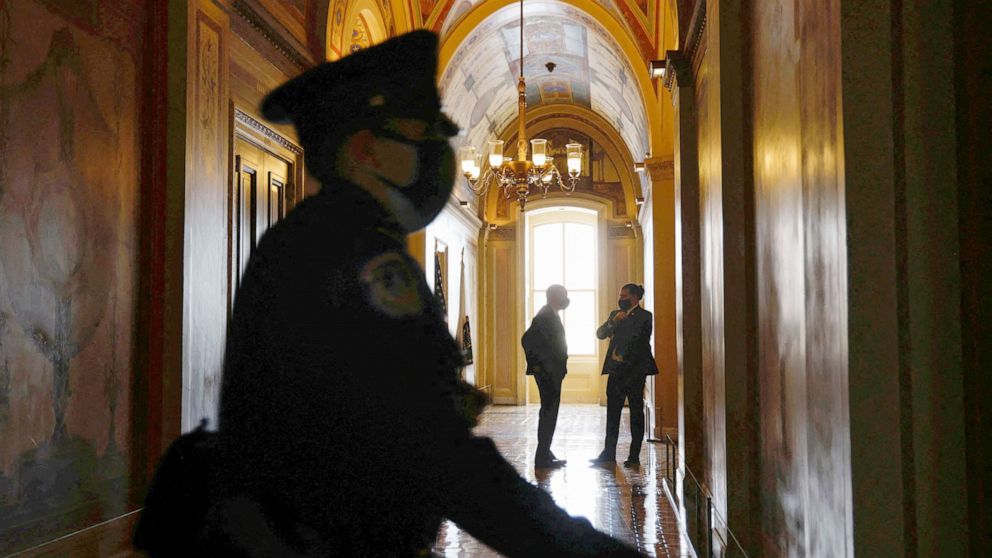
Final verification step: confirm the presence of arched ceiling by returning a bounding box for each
[440,0,619,36]
[434,0,658,59]
[439,1,650,164]
[325,0,663,60]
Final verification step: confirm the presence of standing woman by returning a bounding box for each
[590,284,658,467]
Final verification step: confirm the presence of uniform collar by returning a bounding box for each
[319,177,407,239]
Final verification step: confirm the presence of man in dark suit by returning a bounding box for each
[591,284,658,468]
[135,31,642,557]
[522,284,570,469]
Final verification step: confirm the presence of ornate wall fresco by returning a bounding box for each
[0,0,145,552]
[440,1,648,173]
[350,14,373,51]
[328,0,395,58]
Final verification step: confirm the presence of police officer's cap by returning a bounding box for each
[261,30,442,149]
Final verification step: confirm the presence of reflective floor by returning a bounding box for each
[434,404,688,557]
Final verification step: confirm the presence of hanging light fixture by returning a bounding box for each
[458,0,582,211]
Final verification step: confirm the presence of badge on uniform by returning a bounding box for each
[359,252,424,318]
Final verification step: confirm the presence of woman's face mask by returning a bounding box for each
[618,298,633,311]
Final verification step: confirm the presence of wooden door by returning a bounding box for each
[229,132,299,311]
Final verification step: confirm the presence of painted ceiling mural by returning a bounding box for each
[349,14,373,52]
[440,1,649,166]
[328,0,396,58]
[437,0,656,59]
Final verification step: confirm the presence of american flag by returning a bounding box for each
[434,250,447,321]
[456,251,474,366]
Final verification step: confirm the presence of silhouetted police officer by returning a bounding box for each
[136,30,643,557]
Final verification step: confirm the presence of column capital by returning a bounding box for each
[663,49,693,91]
[645,156,675,182]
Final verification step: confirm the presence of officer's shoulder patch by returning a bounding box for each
[359,252,424,318]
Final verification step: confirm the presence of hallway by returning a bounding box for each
[0,0,987,555]
[435,405,684,557]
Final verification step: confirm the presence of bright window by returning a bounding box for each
[529,209,598,356]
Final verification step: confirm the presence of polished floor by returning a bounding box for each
[433,404,687,557]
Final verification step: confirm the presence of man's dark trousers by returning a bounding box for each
[535,372,564,461]
[603,370,647,460]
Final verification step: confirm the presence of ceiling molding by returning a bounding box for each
[234,108,304,154]
[442,195,485,232]
[685,0,706,65]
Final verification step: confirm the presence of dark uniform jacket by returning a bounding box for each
[521,305,568,382]
[596,306,658,377]
[136,182,641,558]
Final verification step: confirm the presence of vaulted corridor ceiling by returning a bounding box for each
[438,1,650,163]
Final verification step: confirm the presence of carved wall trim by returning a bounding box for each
[234,108,303,154]
[685,0,707,61]
[664,0,705,91]
[664,49,694,91]
[443,196,484,232]
[609,225,637,238]
[488,226,517,242]
[646,157,676,181]
[231,0,314,72]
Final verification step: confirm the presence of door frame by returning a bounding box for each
[516,197,609,405]
[228,105,304,314]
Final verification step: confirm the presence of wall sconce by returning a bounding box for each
[649,59,666,80]
[633,162,646,173]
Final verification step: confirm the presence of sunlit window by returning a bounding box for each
[530,210,597,356]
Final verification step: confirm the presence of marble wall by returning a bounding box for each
[674,0,852,554]
[0,0,148,552]
[751,0,851,554]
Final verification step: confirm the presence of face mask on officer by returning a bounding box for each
[367,116,457,232]
[618,298,633,311]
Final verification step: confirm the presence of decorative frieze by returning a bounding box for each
[487,226,517,242]
[645,157,675,181]
[234,108,303,154]
[608,224,637,238]
[231,0,313,72]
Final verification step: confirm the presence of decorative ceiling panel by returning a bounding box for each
[440,1,648,162]
[327,0,396,58]
[438,0,655,59]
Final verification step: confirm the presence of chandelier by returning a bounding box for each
[457,0,582,211]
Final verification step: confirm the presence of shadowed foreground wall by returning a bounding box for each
[674,0,975,556]
[679,0,851,554]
